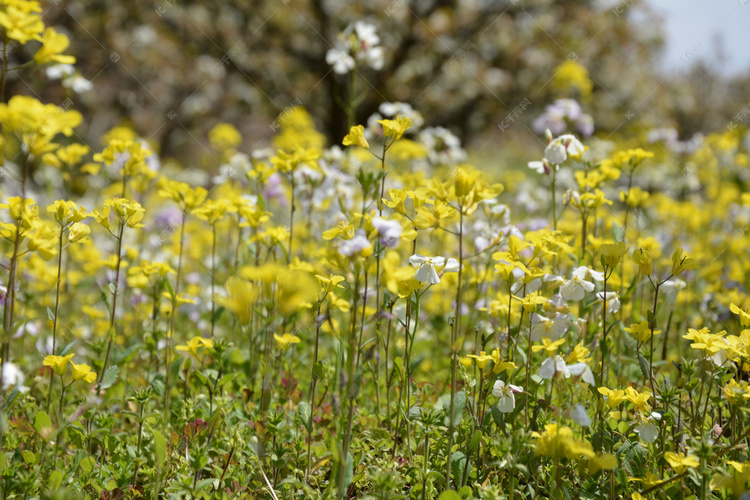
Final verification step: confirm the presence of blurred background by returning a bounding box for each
[11,0,750,169]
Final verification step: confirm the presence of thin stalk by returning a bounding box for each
[445,208,464,490]
[98,221,126,390]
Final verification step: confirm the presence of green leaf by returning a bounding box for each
[444,391,467,427]
[153,430,166,465]
[438,490,462,500]
[34,411,52,435]
[468,430,482,453]
[458,486,473,499]
[80,456,96,475]
[21,450,36,465]
[59,340,76,357]
[48,470,62,490]
[450,451,469,485]
[638,354,651,382]
[100,366,119,390]
[312,361,325,381]
[298,401,312,432]
[47,307,55,322]
[193,370,211,388]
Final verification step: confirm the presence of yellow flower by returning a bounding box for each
[70,362,96,383]
[532,337,566,356]
[663,452,699,474]
[0,6,44,44]
[274,333,301,350]
[208,123,242,151]
[514,291,547,313]
[631,248,652,276]
[378,116,412,141]
[490,349,516,374]
[671,248,698,276]
[624,321,660,343]
[315,274,346,294]
[34,27,76,64]
[597,387,626,408]
[47,200,87,225]
[270,147,319,173]
[342,125,370,149]
[175,336,214,357]
[43,353,75,376]
[215,277,257,324]
[532,423,595,460]
[158,181,207,214]
[723,378,750,405]
[467,351,493,370]
[730,303,750,327]
[68,222,90,243]
[625,387,652,413]
[599,241,628,269]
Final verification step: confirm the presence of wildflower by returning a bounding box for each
[723,378,750,405]
[34,27,75,64]
[43,353,75,376]
[70,362,96,383]
[530,312,569,341]
[492,380,522,413]
[631,248,653,276]
[671,248,699,276]
[596,291,620,314]
[338,230,372,257]
[68,222,90,243]
[467,351,493,370]
[625,321,661,343]
[634,412,661,443]
[176,336,214,357]
[315,274,346,294]
[730,303,750,327]
[515,291,548,313]
[342,125,370,149]
[625,387,653,413]
[663,452,699,474]
[371,217,403,248]
[598,387,626,408]
[599,241,629,268]
[158,181,207,214]
[560,266,602,301]
[378,116,412,141]
[274,333,301,350]
[532,423,595,460]
[408,254,460,285]
[490,350,516,374]
[569,404,591,427]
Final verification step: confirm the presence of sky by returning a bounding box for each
[646,0,750,76]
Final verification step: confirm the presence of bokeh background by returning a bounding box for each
[9,0,750,170]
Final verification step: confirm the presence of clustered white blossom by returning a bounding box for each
[326,21,384,75]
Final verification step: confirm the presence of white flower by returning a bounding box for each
[492,380,523,413]
[408,254,459,284]
[529,133,585,173]
[538,355,570,380]
[326,46,355,75]
[338,230,371,257]
[568,362,596,386]
[660,279,686,304]
[560,266,598,301]
[371,217,403,248]
[511,277,541,295]
[530,312,570,341]
[634,412,662,443]
[569,404,591,427]
[1,362,24,390]
[596,291,621,314]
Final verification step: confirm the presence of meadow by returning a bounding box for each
[3,1,750,499]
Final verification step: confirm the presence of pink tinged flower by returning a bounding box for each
[492,380,522,413]
[338,230,371,257]
[372,217,403,248]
